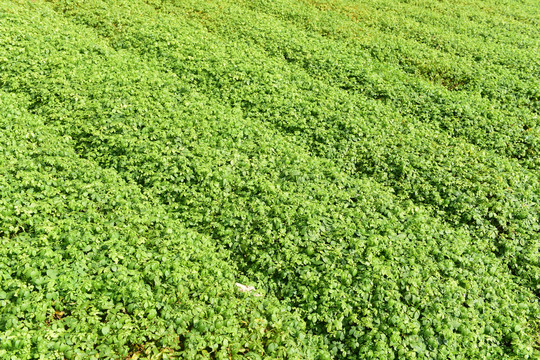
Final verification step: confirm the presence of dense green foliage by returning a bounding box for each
[0,91,329,358]
[0,0,539,358]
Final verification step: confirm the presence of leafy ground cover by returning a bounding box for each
[0,0,539,358]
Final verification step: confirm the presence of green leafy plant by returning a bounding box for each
[0,0,539,358]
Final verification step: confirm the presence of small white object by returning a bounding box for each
[235,282,263,297]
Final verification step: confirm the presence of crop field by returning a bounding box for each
[0,0,539,358]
